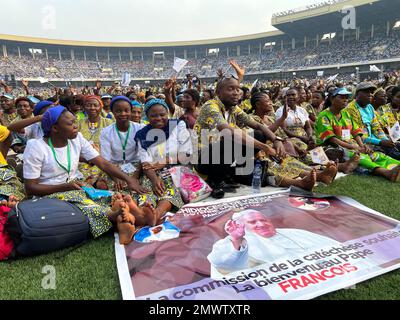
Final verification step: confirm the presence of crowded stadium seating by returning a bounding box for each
[1,32,399,81]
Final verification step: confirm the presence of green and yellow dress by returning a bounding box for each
[316,109,400,171]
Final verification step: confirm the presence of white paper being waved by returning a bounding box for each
[369,65,381,72]
[326,74,339,83]
[389,121,400,142]
[173,57,189,73]
[38,77,48,84]
[121,72,131,87]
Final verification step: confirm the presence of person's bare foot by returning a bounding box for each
[116,202,136,245]
[111,193,124,211]
[143,202,158,227]
[7,195,18,208]
[108,196,126,222]
[123,194,146,226]
[1,195,18,208]
[298,169,317,191]
[317,162,338,185]
[339,153,361,174]
[389,165,400,183]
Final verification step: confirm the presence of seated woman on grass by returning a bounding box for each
[275,88,316,161]
[7,100,55,142]
[22,106,144,242]
[249,91,338,190]
[100,96,169,230]
[316,88,400,182]
[134,98,191,226]
[77,95,113,185]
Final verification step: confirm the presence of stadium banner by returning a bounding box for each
[115,189,400,300]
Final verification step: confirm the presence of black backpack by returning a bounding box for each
[6,198,90,256]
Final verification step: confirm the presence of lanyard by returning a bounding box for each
[115,123,131,162]
[48,138,71,179]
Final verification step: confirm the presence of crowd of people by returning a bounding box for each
[1,32,400,81]
[0,56,399,256]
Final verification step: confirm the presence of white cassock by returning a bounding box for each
[207,228,340,278]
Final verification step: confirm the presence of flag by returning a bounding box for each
[326,74,339,82]
[38,77,48,84]
[317,71,324,77]
[250,79,259,91]
[173,57,189,73]
[121,72,131,87]
[370,65,381,72]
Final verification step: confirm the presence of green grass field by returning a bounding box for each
[0,175,399,300]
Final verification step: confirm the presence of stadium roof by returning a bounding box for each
[271,0,398,36]
[0,30,284,49]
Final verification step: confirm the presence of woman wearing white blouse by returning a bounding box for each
[135,99,191,226]
[276,88,316,150]
[23,106,144,240]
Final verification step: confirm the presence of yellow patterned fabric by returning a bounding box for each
[239,99,252,113]
[377,104,400,130]
[194,98,252,147]
[78,116,113,180]
[2,112,18,126]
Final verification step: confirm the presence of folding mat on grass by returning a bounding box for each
[115,188,400,300]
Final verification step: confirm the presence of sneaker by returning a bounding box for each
[211,187,225,199]
[215,181,237,193]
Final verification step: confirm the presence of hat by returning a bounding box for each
[1,93,14,100]
[101,94,112,99]
[356,82,377,93]
[33,100,54,116]
[41,106,67,136]
[332,88,352,97]
[110,95,131,111]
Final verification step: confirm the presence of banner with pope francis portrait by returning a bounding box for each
[115,189,400,300]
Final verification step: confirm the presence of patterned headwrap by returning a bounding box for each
[41,105,67,136]
[84,95,103,107]
[144,98,169,116]
[131,100,143,109]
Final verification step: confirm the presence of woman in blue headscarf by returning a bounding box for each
[134,98,193,225]
[23,106,144,239]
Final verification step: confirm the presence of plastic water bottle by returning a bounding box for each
[252,160,262,193]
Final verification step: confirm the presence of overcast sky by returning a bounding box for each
[0,0,320,42]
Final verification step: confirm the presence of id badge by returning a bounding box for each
[342,129,351,141]
[120,163,136,174]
